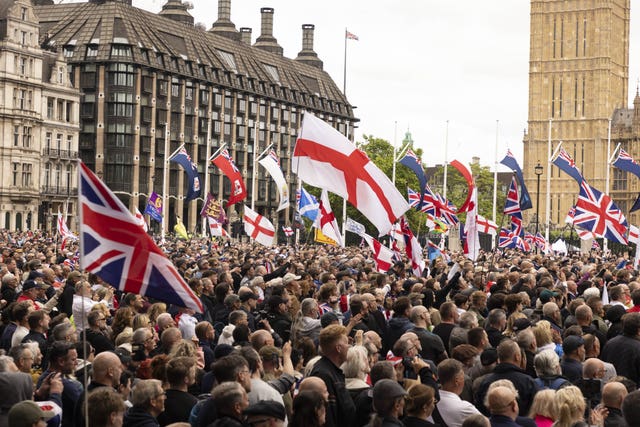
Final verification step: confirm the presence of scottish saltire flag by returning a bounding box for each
[500,150,533,210]
[144,192,163,223]
[78,162,203,312]
[612,149,640,212]
[553,148,584,184]
[298,186,319,221]
[169,147,201,201]
[400,149,427,209]
[574,180,628,244]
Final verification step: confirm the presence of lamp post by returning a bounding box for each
[534,162,543,246]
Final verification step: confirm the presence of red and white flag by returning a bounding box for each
[476,214,498,235]
[208,216,229,238]
[282,226,294,237]
[345,30,359,40]
[293,113,410,236]
[400,216,424,277]
[629,225,640,244]
[464,187,480,261]
[315,189,344,247]
[362,233,394,273]
[134,208,148,232]
[212,149,247,206]
[243,206,275,246]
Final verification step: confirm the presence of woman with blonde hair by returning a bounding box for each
[132,313,152,331]
[553,385,606,427]
[341,345,370,398]
[504,312,527,338]
[403,384,438,427]
[528,389,556,427]
[147,302,166,325]
[532,321,556,353]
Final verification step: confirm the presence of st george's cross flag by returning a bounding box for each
[78,162,203,312]
[361,233,394,273]
[57,210,75,240]
[476,214,498,235]
[212,149,247,206]
[400,216,424,276]
[208,217,229,238]
[282,226,294,237]
[574,180,628,244]
[316,189,344,247]
[243,206,275,246]
[293,113,409,236]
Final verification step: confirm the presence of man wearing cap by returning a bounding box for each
[309,325,355,427]
[601,312,640,384]
[369,379,407,427]
[238,286,258,331]
[244,401,286,427]
[18,280,60,313]
[265,295,292,343]
[9,400,57,427]
[560,335,585,383]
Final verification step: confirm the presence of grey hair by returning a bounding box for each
[487,309,506,327]
[300,298,318,316]
[534,349,561,377]
[0,355,14,372]
[341,345,368,379]
[131,379,162,408]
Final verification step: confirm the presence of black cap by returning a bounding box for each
[321,312,339,328]
[243,400,286,421]
[239,292,259,302]
[22,280,39,291]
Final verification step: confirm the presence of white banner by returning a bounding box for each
[259,151,289,211]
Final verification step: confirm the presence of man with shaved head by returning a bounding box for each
[602,381,628,427]
[298,376,329,402]
[487,386,520,427]
[74,351,123,427]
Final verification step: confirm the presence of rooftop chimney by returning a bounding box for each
[210,0,240,41]
[158,0,194,26]
[253,7,283,55]
[240,27,252,45]
[295,24,323,69]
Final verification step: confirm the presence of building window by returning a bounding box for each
[87,45,98,57]
[44,163,50,187]
[613,169,627,191]
[13,126,19,146]
[14,88,25,109]
[107,63,135,87]
[66,135,73,150]
[21,7,26,20]
[16,56,25,75]
[108,92,134,117]
[58,67,64,84]
[110,44,132,58]
[45,132,52,149]
[21,31,27,46]
[63,46,74,58]
[12,163,19,186]
[171,81,180,98]
[56,134,62,150]
[66,165,72,189]
[21,164,31,187]
[47,98,54,119]
[57,100,64,121]
[54,164,61,188]
[22,126,31,147]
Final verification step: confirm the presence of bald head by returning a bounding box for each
[91,351,122,387]
[299,376,329,402]
[583,358,605,379]
[487,386,518,418]
[603,381,628,409]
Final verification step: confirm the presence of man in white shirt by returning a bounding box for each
[432,358,480,427]
[72,281,112,331]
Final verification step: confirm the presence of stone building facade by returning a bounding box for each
[0,0,80,231]
[33,0,356,234]
[523,0,629,229]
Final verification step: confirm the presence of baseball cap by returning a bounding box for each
[320,312,339,328]
[512,318,531,333]
[539,289,560,303]
[244,400,286,421]
[22,280,40,291]
[9,400,56,427]
[385,351,403,366]
[373,379,407,403]
[562,335,585,355]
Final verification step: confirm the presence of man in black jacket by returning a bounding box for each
[475,339,539,416]
[309,324,355,427]
[602,381,627,427]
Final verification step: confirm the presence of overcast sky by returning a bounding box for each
[122,1,640,172]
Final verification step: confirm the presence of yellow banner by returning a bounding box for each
[314,228,338,246]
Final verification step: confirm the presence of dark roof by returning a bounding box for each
[34,1,354,119]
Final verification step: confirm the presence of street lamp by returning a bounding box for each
[534,162,544,244]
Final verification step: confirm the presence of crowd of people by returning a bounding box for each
[2,229,640,427]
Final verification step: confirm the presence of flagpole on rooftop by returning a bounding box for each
[545,119,552,242]
[202,114,213,236]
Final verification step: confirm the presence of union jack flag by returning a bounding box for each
[269,149,280,166]
[565,206,576,224]
[534,233,547,252]
[524,232,535,244]
[592,239,601,250]
[553,148,584,184]
[220,149,239,173]
[504,176,521,216]
[78,162,203,312]
[436,194,459,225]
[407,187,432,214]
[499,229,530,251]
[574,180,628,244]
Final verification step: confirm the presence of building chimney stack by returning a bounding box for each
[240,27,252,45]
[295,24,323,69]
[254,7,283,55]
[210,0,240,41]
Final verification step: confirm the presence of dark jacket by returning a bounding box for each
[604,407,627,427]
[402,416,438,427]
[475,363,539,416]
[210,416,246,427]
[309,356,356,427]
[157,389,198,426]
[411,326,447,364]
[84,328,115,354]
[267,311,292,343]
[601,334,640,384]
[485,326,505,348]
[384,317,414,353]
[488,415,522,427]
[560,358,583,383]
[123,406,160,427]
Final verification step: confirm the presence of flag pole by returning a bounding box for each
[493,120,498,224]
[208,143,228,163]
[392,121,398,185]
[295,178,301,246]
[201,110,213,236]
[161,126,169,242]
[341,29,349,244]
[545,119,552,243]
[443,120,449,200]
[604,118,612,253]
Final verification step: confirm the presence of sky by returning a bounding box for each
[76,1,640,172]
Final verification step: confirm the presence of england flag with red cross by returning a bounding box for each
[243,206,275,247]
